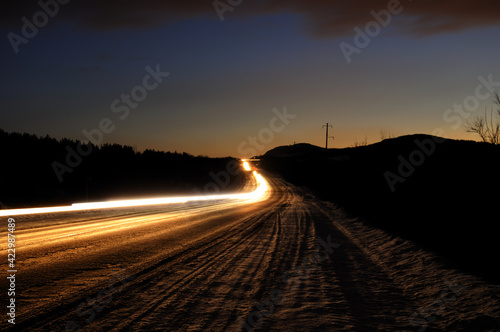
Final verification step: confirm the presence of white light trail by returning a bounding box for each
[0,171,269,217]
[242,161,252,171]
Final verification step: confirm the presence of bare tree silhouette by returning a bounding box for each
[379,129,395,141]
[464,93,500,145]
[352,136,368,147]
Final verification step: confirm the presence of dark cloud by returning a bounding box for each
[2,0,500,37]
[256,0,500,37]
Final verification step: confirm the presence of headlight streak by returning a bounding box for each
[242,161,252,171]
[0,171,269,217]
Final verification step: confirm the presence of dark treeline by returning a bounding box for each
[261,135,500,283]
[0,129,245,208]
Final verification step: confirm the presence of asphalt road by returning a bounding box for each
[1,172,499,331]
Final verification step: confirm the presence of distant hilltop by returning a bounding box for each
[263,142,324,158]
[263,134,481,159]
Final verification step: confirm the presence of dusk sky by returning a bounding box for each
[1,0,500,157]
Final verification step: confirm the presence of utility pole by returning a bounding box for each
[322,123,333,150]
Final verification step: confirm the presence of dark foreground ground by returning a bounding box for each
[260,134,500,284]
[1,174,499,331]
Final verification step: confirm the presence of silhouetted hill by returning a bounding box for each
[261,134,500,283]
[0,129,245,208]
[264,143,324,158]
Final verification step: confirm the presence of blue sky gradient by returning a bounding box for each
[1,2,500,156]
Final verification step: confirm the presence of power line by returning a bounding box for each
[322,123,333,150]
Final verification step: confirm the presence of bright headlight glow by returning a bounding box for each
[242,161,252,171]
[0,171,269,217]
